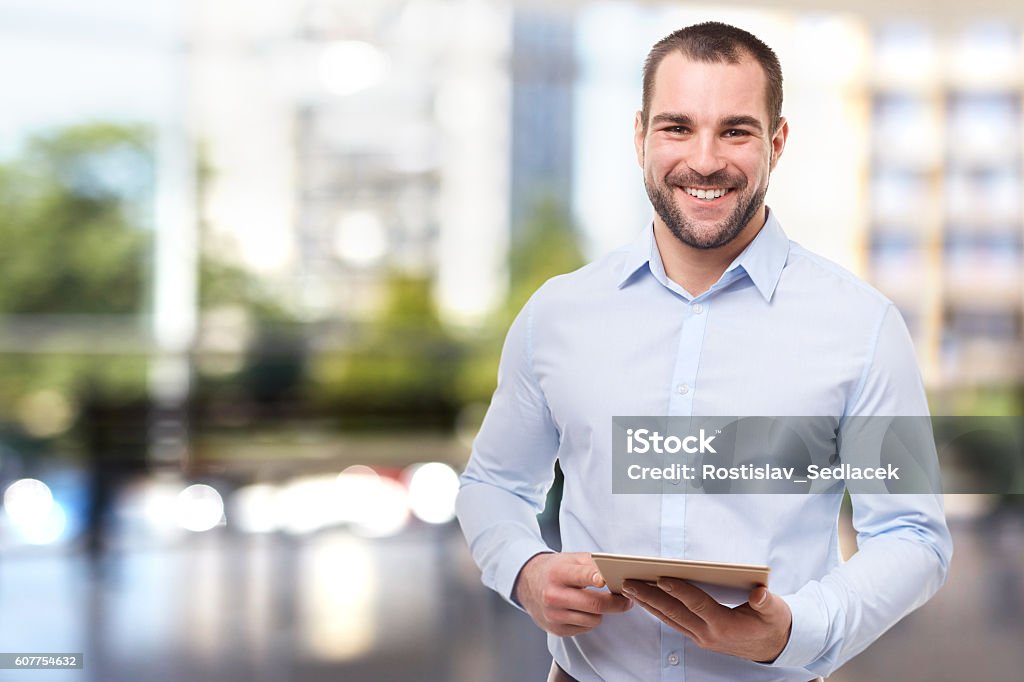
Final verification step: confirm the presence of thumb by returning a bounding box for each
[578,553,605,587]
[564,557,605,588]
[584,565,605,588]
[748,585,772,612]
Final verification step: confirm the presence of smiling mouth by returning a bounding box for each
[681,187,733,201]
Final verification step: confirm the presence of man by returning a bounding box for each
[456,22,951,681]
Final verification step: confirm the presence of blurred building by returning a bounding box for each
[570,2,1024,392]
[5,0,1024,391]
[184,0,1024,388]
[509,7,576,234]
[189,0,512,329]
[865,20,1024,388]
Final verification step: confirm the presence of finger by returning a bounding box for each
[560,587,633,614]
[601,592,634,613]
[580,553,607,588]
[623,580,707,635]
[655,578,723,624]
[550,608,602,629]
[631,597,701,641]
[557,559,604,589]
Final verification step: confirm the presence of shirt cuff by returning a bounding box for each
[495,537,554,610]
[766,589,830,669]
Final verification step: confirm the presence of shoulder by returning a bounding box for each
[781,241,893,319]
[528,244,631,311]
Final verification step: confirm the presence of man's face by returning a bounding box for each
[634,51,788,250]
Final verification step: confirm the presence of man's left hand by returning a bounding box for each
[622,579,791,663]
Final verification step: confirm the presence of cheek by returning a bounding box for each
[645,151,683,181]
[646,139,682,163]
[739,155,771,185]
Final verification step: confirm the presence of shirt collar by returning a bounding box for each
[727,207,789,302]
[617,207,789,302]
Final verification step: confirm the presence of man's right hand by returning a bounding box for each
[514,552,633,636]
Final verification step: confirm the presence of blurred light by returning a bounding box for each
[319,41,389,97]
[949,23,1019,86]
[149,355,191,404]
[176,484,225,532]
[394,0,454,48]
[434,77,491,134]
[404,462,459,524]
[872,23,937,84]
[336,467,380,527]
[278,474,342,535]
[300,534,376,661]
[199,306,253,354]
[16,390,76,438]
[140,479,184,534]
[3,478,53,524]
[336,467,409,537]
[333,210,387,266]
[341,464,377,477]
[2,478,67,544]
[230,484,281,534]
[791,16,866,84]
[28,502,67,545]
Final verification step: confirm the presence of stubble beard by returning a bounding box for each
[645,171,768,250]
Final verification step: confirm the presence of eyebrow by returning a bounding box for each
[650,112,763,133]
[649,113,694,128]
[721,115,764,133]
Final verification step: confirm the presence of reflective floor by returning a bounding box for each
[1,513,1022,682]
[0,524,550,682]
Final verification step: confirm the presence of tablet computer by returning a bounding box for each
[592,552,770,605]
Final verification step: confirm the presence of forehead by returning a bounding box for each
[649,51,769,124]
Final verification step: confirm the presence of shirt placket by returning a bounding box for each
[660,296,710,682]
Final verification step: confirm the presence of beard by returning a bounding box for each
[645,168,767,250]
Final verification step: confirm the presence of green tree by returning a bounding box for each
[0,123,297,422]
[0,123,152,314]
[455,195,585,405]
[311,272,464,429]
[507,195,585,319]
[0,124,155,417]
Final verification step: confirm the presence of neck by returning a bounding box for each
[653,206,767,297]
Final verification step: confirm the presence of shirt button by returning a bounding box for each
[692,303,703,314]
[676,384,689,395]
[667,653,680,666]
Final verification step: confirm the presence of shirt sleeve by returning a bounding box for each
[455,293,561,607]
[766,303,953,677]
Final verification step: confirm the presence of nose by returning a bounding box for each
[686,132,727,178]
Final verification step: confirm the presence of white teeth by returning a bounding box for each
[683,187,729,200]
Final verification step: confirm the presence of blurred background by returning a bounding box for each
[0,0,1023,680]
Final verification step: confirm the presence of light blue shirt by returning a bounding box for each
[456,209,952,681]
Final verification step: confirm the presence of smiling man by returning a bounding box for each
[457,22,951,682]
[636,32,787,298]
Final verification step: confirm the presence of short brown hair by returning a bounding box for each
[641,22,783,134]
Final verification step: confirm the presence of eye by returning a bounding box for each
[723,129,749,138]
[665,126,690,134]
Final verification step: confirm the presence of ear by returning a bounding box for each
[633,110,646,169]
[769,116,789,170]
